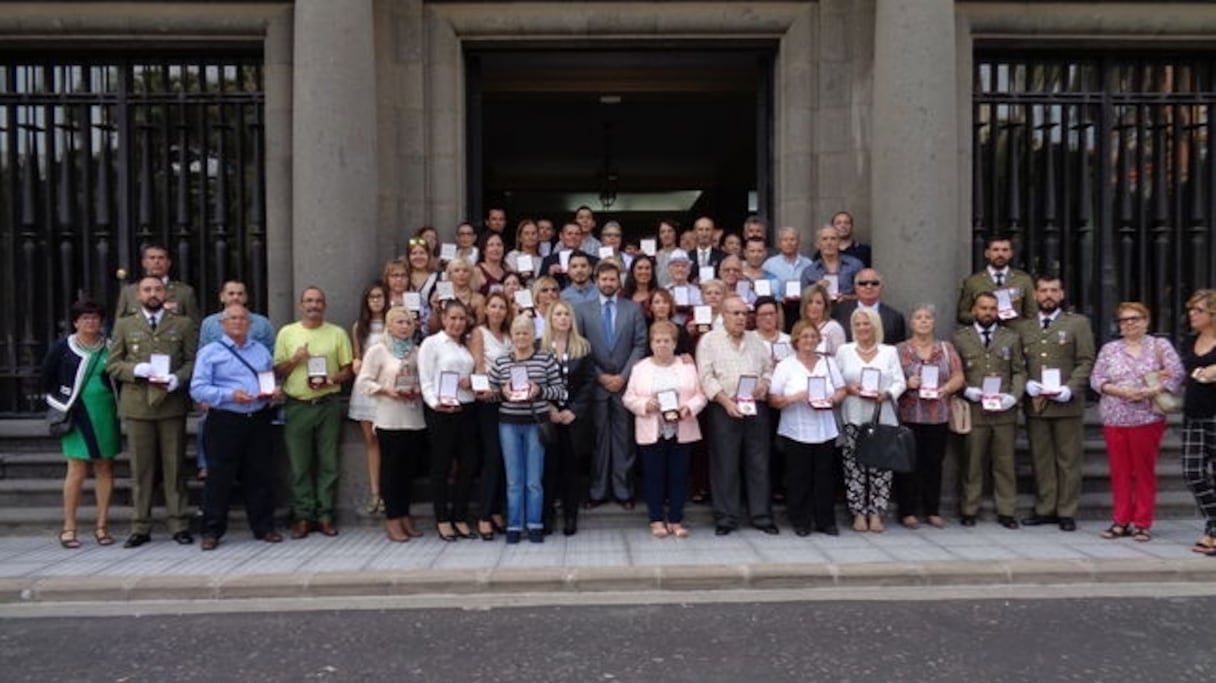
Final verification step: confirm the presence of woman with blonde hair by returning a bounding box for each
[1179,290,1216,554]
[540,299,595,535]
[427,257,485,334]
[835,306,906,532]
[801,284,846,355]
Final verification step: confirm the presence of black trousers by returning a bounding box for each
[544,418,586,523]
[706,402,773,528]
[375,427,424,520]
[423,405,478,523]
[894,422,948,517]
[781,436,837,530]
[475,401,505,522]
[202,407,276,539]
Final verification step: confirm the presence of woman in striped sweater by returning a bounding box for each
[489,316,567,543]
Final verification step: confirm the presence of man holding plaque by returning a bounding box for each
[190,304,282,550]
[957,235,1037,325]
[273,287,354,539]
[800,225,864,303]
[1017,276,1095,531]
[696,295,778,535]
[953,291,1026,529]
[576,260,648,508]
[106,276,199,547]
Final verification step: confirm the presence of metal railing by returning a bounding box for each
[974,52,1215,343]
[0,55,266,414]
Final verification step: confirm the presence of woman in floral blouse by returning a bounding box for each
[1090,302,1183,542]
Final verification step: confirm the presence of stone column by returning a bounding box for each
[292,0,378,318]
[870,0,960,331]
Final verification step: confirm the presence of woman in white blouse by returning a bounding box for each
[355,307,425,542]
[469,292,513,540]
[835,307,906,533]
[418,300,478,541]
[769,321,847,536]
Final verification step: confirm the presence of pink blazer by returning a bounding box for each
[623,358,707,445]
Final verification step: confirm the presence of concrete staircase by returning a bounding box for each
[0,409,1199,534]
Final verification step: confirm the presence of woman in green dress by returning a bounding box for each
[42,300,121,548]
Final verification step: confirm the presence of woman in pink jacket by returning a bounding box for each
[624,320,708,538]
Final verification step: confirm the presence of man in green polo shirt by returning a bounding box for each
[273,287,353,539]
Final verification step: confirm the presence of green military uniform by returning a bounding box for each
[106,310,198,536]
[956,268,1037,325]
[1017,311,1095,519]
[952,324,1027,518]
[115,279,201,322]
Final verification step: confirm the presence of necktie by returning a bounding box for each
[148,315,158,331]
[982,328,991,348]
[1042,317,1050,330]
[994,272,1005,287]
[603,299,615,347]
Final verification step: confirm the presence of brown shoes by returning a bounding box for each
[384,519,409,543]
[257,531,284,543]
[200,537,219,551]
[317,520,338,537]
[290,520,310,539]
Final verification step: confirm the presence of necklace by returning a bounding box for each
[74,334,105,352]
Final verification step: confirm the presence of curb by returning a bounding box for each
[3,558,1216,604]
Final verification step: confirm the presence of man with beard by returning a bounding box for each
[106,276,198,547]
[957,236,1036,325]
[114,244,201,322]
[274,287,353,538]
[953,291,1026,529]
[1018,276,1095,532]
[575,260,648,508]
[542,222,598,290]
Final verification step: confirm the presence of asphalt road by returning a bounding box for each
[3,596,1213,682]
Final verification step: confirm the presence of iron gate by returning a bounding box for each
[0,54,266,414]
[974,52,1215,344]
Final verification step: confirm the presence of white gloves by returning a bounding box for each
[998,394,1017,411]
[166,375,180,393]
[133,362,152,378]
[1051,386,1072,403]
[1025,380,1043,397]
[963,387,983,402]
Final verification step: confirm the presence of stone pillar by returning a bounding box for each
[870,0,960,331]
[263,8,294,327]
[292,0,378,318]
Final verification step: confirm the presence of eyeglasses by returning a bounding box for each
[1116,316,1143,324]
[857,280,882,287]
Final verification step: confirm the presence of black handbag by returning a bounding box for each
[46,406,73,437]
[854,400,917,473]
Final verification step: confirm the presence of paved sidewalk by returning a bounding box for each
[2,518,1215,603]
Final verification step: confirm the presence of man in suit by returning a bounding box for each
[106,276,199,547]
[575,259,648,507]
[114,244,201,322]
[953,291,1027,529]
[690,216,726,282]
[957,235,1036,325]
[541,222,597,290]
[832,268,908,344]
[1018,276,1095,531]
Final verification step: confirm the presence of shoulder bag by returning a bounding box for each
[47,349,104,437]
[855,399,917,473]
[1146,337,1182,415]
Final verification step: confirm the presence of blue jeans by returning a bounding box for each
[499,421,545,531]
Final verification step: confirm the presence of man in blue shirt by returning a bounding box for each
[190,304,283,550]
[560,252,599,305]
[196,280,276,477]
[801,225,865,300]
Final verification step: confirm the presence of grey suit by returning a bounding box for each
[575,295,648,501]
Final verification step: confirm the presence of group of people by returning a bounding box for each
[41,210,1216,557]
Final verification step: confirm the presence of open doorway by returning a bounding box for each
[466,47,774,242]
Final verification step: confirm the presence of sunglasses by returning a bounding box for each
[857,280,882,287]
[408,238,428,247]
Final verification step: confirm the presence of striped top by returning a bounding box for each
[488,350,567,424]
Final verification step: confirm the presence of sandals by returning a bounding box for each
[1191,535,1216,555]
[669,523,690,538]
[1131,527,1151,543]
[1100,524,1131,540]
[94,526,115,546]
[649,522,669,538]
[59,529,81,549]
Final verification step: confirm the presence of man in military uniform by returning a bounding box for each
[1018,276,1095,532]
[953,291,1027,529]
[957,236,1036,325]
[114,244,201,322]
[106,276,199,547]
